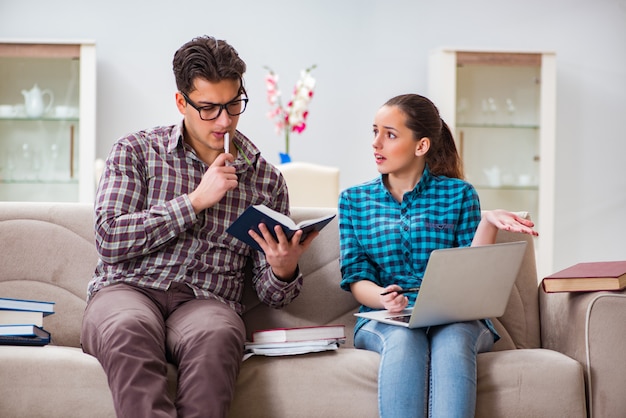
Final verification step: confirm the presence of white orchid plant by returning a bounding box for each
[264,65,317,158]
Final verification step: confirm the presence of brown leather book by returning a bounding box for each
[542,261,626,292]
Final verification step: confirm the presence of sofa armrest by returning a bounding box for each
[540,288,626,417]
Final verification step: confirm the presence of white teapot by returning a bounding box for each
[22,84,54,118]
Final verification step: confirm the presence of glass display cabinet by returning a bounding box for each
[0,40,96,203]
[428,49,556,278]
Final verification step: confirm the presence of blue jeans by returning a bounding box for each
[354,320,494,418]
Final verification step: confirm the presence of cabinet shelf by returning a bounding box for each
[0,116,79,122]
[0,179,78,185]
[474,184,538,191]
[457,123,539,130]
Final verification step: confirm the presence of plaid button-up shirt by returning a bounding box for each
[89,121,302,313]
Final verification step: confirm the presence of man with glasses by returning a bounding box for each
[81,35,318,418]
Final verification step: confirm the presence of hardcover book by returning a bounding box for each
[0,310,45,327]
[251,324,346,344]
[226,204,336,252]
[0,324,51,346]
[0,297,55,314]
[542,260,626,293]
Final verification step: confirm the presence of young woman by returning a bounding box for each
[338,94,537,418]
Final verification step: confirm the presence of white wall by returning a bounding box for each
[1,0,624,272]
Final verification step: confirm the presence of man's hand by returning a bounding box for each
[188,153,237,213]
[248,224,319,281]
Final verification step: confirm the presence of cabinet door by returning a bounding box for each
[456,57,540,209]
[0,41,96,202]
[429,49,556,278]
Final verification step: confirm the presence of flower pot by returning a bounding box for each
[279,153,292,164]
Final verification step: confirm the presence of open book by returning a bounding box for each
[226,204,336,252]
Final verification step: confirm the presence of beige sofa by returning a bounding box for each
[0,201,614,417]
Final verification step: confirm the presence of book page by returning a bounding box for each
[253,205,297,229]
[295,213,337,229]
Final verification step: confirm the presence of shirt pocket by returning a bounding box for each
[420,219,457,247]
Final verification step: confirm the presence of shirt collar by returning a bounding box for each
[415,164,433,194]
[232,130,261,168]
[168,119,185,153]
[378,164,433,199]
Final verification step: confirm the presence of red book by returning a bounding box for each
[542,261,626,293]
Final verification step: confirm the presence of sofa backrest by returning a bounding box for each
[490,218,541,350]
[0,202,96,348]
[0,203,357,348]
[0,203,540,351]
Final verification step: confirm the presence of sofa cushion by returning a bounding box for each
[476,349,586,417]
[231,348,379,418]
[0,345,115,418]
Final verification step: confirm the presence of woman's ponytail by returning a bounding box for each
[426,119,463,179]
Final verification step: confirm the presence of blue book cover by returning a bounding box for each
[0,297,55,314]
[0,324,51,346]
[226,205,335,253]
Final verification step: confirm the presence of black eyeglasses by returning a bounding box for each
[181,91,249,121]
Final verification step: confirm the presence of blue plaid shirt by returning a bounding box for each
[339,166,496,335]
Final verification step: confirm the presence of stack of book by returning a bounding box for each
[0,297,55,346]
[244,324,346,358]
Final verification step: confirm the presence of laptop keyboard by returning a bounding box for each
[387,314,411,323]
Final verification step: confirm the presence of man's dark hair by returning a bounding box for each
[173,35,247,95]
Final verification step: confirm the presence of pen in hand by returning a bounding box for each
[380,287,420,296]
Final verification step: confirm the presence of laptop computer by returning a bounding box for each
[354,241,527,328]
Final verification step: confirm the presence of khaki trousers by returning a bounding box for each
[81,282,245,418]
